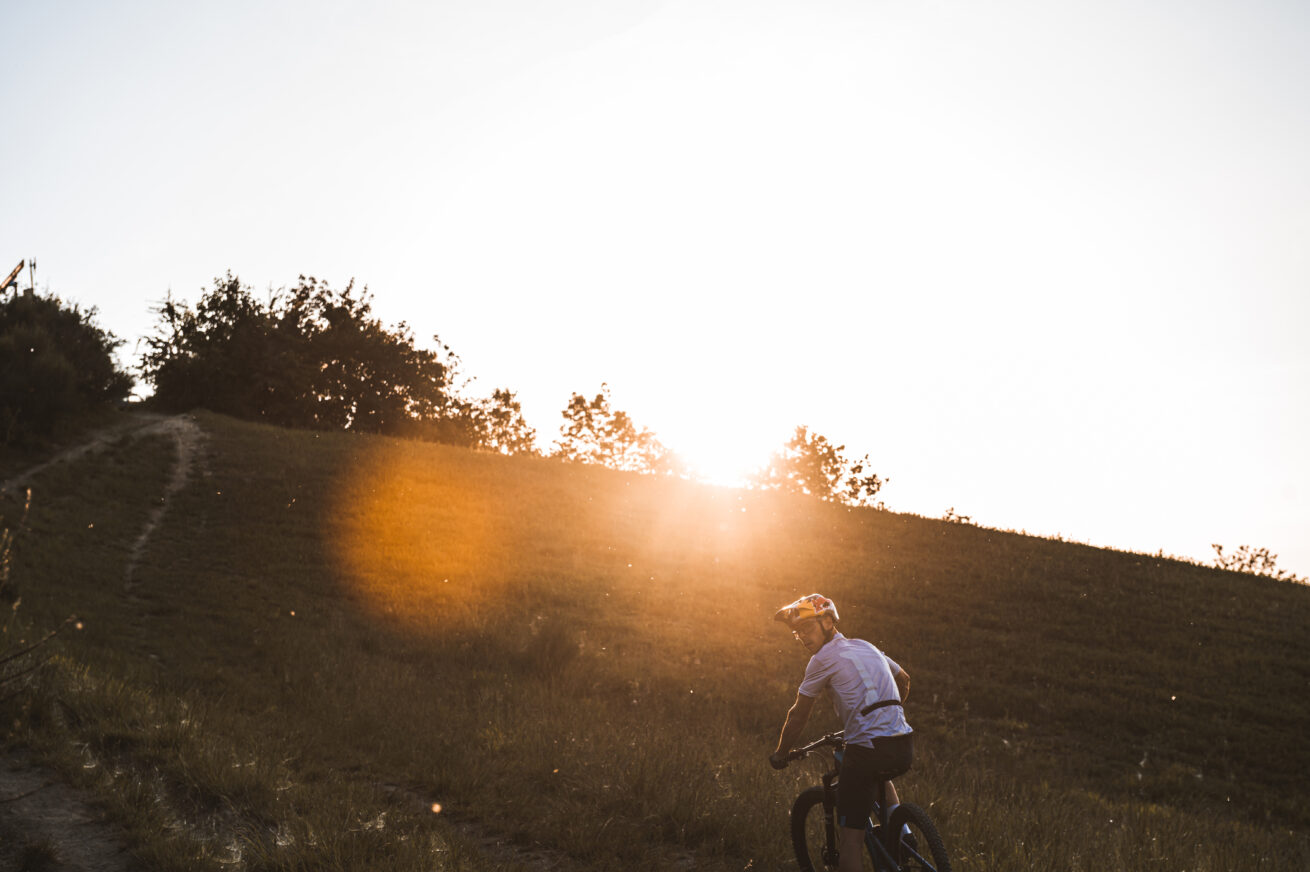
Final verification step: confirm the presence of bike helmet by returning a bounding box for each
[774,593,839,627]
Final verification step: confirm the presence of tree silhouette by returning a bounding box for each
[1212,544,1306,584]
[553,384,675,474]
[753,425,885,507]
[0,292,132,443]
[143,274,298,421]
[142,274,480,442]
[473,389,537,455]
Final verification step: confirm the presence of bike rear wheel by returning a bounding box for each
[792,787,883,871]
[886,803,951,872]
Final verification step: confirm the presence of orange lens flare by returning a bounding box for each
[328,440,501,628]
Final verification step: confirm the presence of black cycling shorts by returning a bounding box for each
[837,732,914,830]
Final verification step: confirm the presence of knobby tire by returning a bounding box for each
[790,786,830,872]
[887,803,952,872]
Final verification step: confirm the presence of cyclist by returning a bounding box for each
[770,594,913,872]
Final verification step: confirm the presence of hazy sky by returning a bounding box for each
[4,0,1308,578]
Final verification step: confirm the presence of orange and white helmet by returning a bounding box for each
[774,593,839,628]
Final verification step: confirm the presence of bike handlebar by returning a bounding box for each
[785,730,845,762]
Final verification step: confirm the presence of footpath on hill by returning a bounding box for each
[1,413,200,871]
[0,412,592,872]
[0,750,134,872]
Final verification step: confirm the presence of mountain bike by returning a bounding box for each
[784,731,951,872]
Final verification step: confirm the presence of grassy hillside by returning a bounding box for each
[3,410,1307,870]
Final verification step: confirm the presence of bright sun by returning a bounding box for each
[668,431,773,488]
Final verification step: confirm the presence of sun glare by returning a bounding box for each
[660,425,778,489]
[674,440,762,488]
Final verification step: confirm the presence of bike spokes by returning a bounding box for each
[886,804,952,872]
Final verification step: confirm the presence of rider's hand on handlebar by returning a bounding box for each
[769,751,789,770]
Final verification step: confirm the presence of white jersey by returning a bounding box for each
[798,632,911,748]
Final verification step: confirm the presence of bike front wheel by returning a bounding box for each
[792,787,883,871]
[791,786,834,872]
[886,803,951,872]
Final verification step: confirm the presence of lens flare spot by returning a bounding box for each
[328,439,500,628]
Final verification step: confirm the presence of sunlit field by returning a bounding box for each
[3,411,1308,870]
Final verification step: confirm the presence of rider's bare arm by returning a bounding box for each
[894,666,910,702]
[774,691,817,755]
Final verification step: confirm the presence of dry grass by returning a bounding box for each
[2,409,1307,869]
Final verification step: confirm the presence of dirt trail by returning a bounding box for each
[121,415,205,588]
[0,413,205,591]
[0,751,137,871]
[1,413,202,872]
[1,414,176,495]
[0,415,622,871]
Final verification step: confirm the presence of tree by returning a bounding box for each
[553,384,676,474]
[283,278,467,434]
[142,275,285,419]
[473,389,538,455]
[0,292,133,443]
[141,274,477,442]
[753,425,885,507]
[1212,544,1306,584]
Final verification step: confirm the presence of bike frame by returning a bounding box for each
[816,742,899,871]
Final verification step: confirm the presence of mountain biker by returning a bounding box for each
[770,594,913,872]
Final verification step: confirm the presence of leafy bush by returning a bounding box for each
[0,327,77,442]
[1212,543,1306,583]
[0,293,132,444]
[142,273,535,451]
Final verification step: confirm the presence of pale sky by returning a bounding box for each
[4,0,1308,578]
